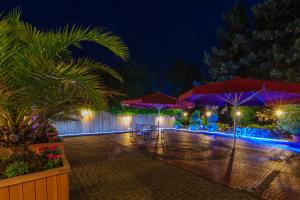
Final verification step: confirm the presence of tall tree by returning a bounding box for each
[244,0,300,82]
[205,0,300,82]
[204,0,250,81]
[166,59,205,95]
[119,62,156,99]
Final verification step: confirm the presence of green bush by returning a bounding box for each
[231,106,258,126]
[190,110,201,124]
[277,105,300,135]
[44,159,63,170]
[218,123,231,131]
[247,124,277,131]
[4,162,30,178]
[109,106,182,116]
[173,120,182,128]
[0,156,9,163]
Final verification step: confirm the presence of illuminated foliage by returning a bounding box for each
[0,9,128,147]
[277,105,300,134]
[109,106,181,116]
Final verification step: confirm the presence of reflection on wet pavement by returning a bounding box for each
[112,131,300,200]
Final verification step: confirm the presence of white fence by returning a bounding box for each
[54,111,175,136]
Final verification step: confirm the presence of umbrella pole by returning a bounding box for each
[233,104,238,149]
[157,107,160,138]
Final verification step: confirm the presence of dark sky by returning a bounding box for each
[1,0,259,75]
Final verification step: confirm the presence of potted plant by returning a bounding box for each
[0,8,128,199]
[276,105,300,142]
[0,145,70,199]
[29,125,65,154]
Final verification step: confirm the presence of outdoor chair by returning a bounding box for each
[135,124,143,136]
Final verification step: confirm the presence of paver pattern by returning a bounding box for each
[64,135,258,200]
[111,131,300,200]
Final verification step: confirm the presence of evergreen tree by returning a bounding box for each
[166,59,205,95]
[119,62,156,98]
[204,0,250,81]
[205,0,300,82]
[244,0,300,82]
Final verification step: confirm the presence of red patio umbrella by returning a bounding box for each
[180,77,300,146]
[123,92,194,135]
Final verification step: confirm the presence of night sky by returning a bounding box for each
[1,0,259,75]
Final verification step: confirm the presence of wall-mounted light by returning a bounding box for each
[236,111,241,116]
[119,115,132,127]
[81,109,93,121]
[183,112,188,117]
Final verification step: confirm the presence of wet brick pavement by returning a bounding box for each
[64,135,259,200]
[112,131,300,200]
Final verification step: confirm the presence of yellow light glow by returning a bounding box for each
[206,111,212,117]
[80,109,93,121]
[183,112,188,117]
[275,109,284,117]
[236,111,241,116]
[156,116,164,122]
[156,116,164,128]
[119,115,132,127]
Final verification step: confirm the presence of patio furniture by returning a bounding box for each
[133,123,158,141]
[135,124,143,136]
[123,92,194,141]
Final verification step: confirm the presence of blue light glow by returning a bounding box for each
[168,128,300,152]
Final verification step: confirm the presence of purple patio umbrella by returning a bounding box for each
[123,92,194,136]
[180,77,300,147]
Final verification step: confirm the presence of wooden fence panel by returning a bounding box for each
[55,111,175,136]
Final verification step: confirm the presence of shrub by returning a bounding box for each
[230,106,258,126]
[109,106,182,116]
[173,120,182,129]
[207,113,218,131]
[4,162,30,178]
[218,123,231,132]
[190,110,201,124]
[0,156,9,163]
[277,105,300,135]
[247,124,277,131]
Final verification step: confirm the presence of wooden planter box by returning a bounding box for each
[0,156,70,200]
[29,142,65,154]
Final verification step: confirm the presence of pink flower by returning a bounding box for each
[52,155,62,159]
[46,153,62,159]
[47,153,54,159]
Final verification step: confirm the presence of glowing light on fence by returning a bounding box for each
[236,111,241,116]
[119,115,132,127]
[156,116,164,123]
[183,112,188,117]
[81,109,93,121]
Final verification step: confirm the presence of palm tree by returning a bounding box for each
[0,9,128,149]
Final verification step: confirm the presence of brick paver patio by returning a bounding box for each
[64,135,259,200]
[111,131,300,200]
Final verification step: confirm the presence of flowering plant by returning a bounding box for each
[38,145,63,169]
